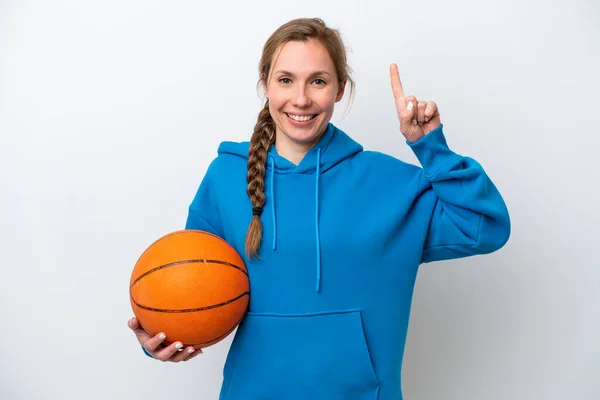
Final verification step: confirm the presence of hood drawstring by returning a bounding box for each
[269,155,277,251]
[315,148,322,292]
[267,149,323,293]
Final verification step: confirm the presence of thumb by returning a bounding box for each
[128,317,150,340]
[401,97,417,125]
[397,97,417,136]
[127,316,137,330]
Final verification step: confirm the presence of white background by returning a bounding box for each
[1,0,599,399]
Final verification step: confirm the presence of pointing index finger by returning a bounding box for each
[390,63,405,105]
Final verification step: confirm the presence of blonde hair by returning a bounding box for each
[245,17,355,259]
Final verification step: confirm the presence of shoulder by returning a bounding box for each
[356,150,422,175]
[195,140,250,189]
[217,139,250,155]
[203,140,251,173]
[348,150,424,193]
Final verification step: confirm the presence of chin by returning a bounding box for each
[285,130,322,144]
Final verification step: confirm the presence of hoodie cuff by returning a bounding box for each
[142,345,153,358]
[406,124,461,180]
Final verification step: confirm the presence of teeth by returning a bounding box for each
[288,113,314,122]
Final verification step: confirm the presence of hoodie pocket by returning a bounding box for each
[222,309,380,400]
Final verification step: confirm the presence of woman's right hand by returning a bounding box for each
[128,317,202,362]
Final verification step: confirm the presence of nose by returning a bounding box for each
[292,86,312,108]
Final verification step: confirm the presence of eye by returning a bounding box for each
[313,78,326,85]
[278,77,292,84]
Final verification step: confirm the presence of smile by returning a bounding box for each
[285,113,318,122]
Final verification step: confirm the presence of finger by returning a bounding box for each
[127,317,138,330]
[404,95,417,125]
[183,348,203,362]
[424,101,438,122]
[128,317,145,333]
[144,332,167,352]
[174,346,201,362]
[169,346,192,363]
[389,63,405,108]
[416,101,427,124]
[154,341,184,362]
[129,317,153,343]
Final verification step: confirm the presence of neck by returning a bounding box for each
[274,129,325,166]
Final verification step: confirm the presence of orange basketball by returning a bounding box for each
[129,230,249,349]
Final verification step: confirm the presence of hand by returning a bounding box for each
[390,63,441,143]
[128,317,202,362]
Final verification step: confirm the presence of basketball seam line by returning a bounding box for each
[130,259,249,288]
[130,291,250,313]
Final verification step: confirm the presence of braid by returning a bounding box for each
[245,102,275,259]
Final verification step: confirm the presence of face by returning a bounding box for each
[264,39,346,152]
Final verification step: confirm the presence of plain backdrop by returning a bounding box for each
[1,0,599,399]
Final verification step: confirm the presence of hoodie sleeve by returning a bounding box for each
[407,124,510,263]
[184,158,225,238]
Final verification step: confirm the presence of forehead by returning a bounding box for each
[271,39,335,75]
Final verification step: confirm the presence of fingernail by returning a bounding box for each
[425,117,429,122]
[407,101,414,111]
[412,119,417,125]
[159,333,166,340]
[188,349,195,354]
[175,343,183,349]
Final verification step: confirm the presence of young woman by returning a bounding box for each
[128,17,510,400]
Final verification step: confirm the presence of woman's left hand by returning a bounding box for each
[390,63,441,143]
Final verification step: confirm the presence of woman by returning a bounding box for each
[128,17,510,400]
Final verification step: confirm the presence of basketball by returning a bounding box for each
[129,230,250,349]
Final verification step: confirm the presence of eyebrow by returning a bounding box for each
[273,70,331,77]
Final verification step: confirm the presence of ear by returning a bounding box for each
[261,73,268,97]
[335,81,347,102]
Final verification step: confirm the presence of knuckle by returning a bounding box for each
[144,341,157,351]
[171,354,184,363]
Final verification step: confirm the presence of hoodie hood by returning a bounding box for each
[217,122,363,174]
[217,123,363,292]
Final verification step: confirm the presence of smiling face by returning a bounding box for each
[264,39,346,156]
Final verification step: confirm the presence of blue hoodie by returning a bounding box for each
[185,123,510,400]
